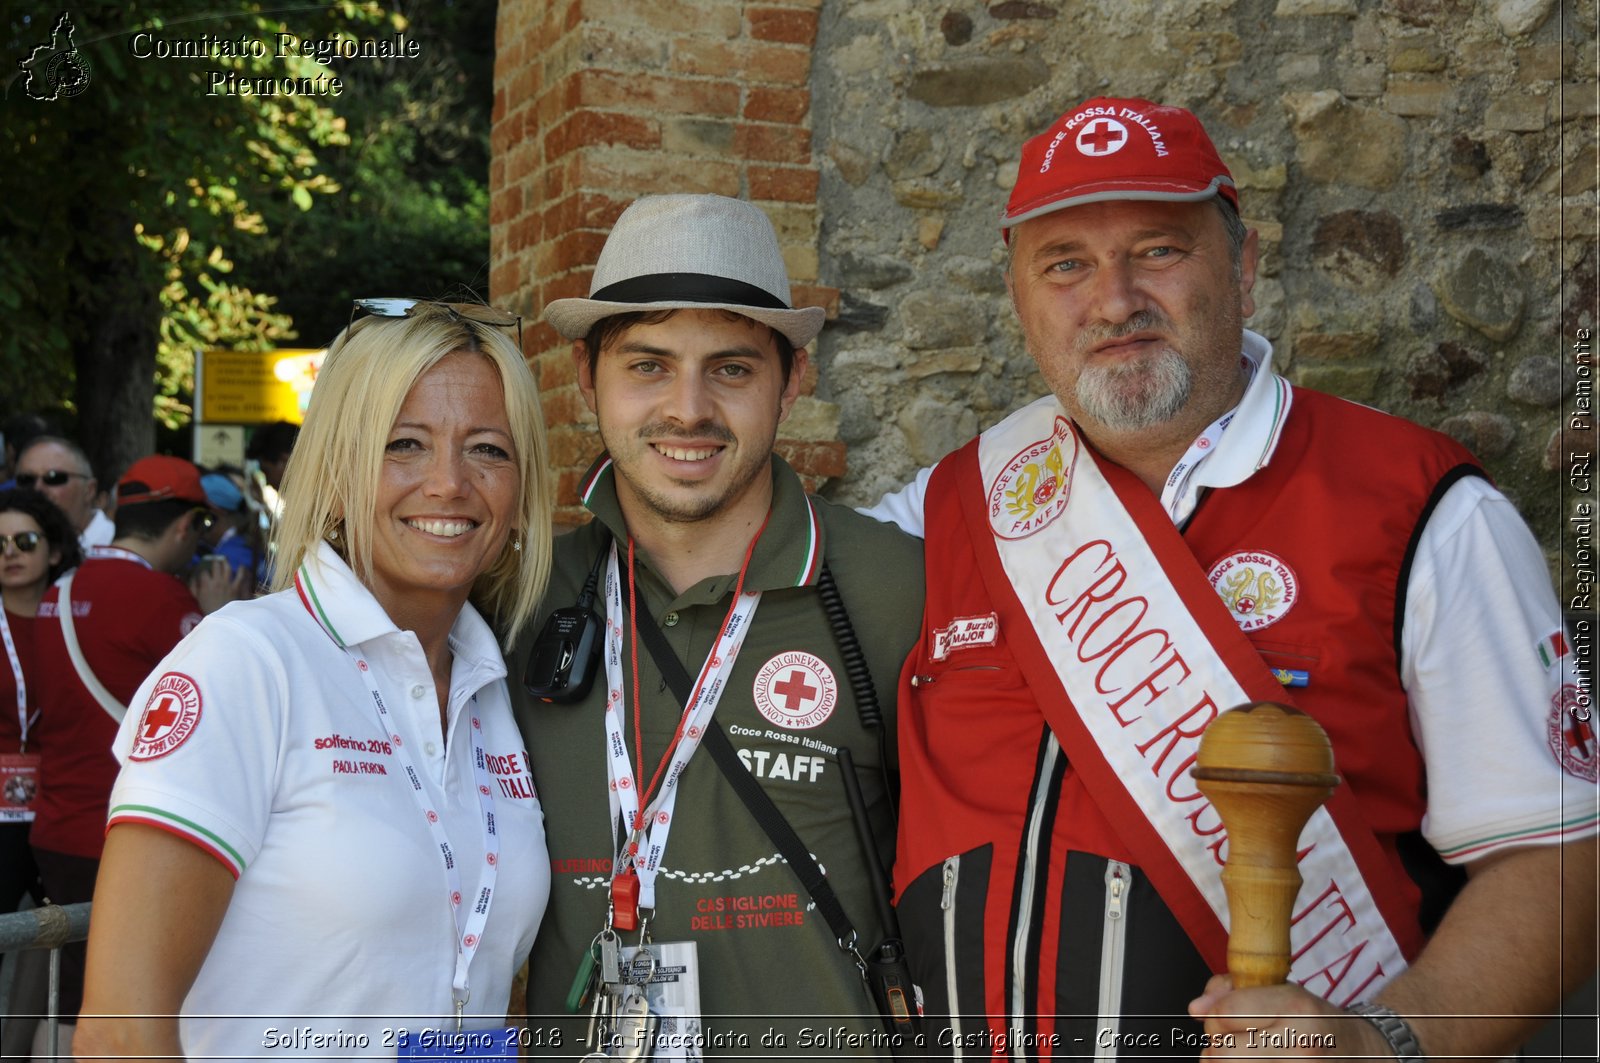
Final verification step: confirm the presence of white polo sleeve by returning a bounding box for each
[857,463,936,539]
[1403,476,1598,863]
[108,613,288,878]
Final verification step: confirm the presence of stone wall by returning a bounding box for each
[494,0,1595,553]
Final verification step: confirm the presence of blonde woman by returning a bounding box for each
[78,301,554,1060]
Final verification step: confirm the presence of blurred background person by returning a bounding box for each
[198,470,264,593]
[14,436,112,551]
[26,456,245,1056]
[0,488,82,1009]
[77,302,553,1059]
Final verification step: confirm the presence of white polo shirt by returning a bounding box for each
[109,543,549,1057]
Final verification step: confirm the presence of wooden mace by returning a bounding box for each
[1190,702,1341,988]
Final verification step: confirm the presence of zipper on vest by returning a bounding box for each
[1011,735,1060,1059]
[942,855,963,1059]
[1093,860,1130,1060]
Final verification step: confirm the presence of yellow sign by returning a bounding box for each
[199,348,325,425]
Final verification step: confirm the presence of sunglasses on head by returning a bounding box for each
[349,297,523,350]
[0,531,42,553]
[16,470,89,489]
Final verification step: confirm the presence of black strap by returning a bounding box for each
[621,568,861,950]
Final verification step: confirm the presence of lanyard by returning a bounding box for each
[87,545,152,568]
[600,539,763,911]
[1,610,32,748]
[302,587,499,1022]
[1159,360,1257,525]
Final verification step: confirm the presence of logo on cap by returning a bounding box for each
[1077,118,1129,157]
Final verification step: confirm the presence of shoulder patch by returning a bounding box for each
[129,672,204,761]
[1549,685,1597,783]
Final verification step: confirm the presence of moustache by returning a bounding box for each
[1075,310,1172,353]
[639,422,736,444]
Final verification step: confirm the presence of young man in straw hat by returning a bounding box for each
[513,194,924,1055]
[872,98,1595,1058]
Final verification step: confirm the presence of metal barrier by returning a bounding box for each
[1,902,91,1061]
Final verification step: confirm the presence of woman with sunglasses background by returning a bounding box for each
[0,488,83,979]
[78,301,554,1060]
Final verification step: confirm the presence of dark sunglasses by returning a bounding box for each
[189,508,216,534]
[0,531,43,553]
[16,470,90,489]
[349,297,523,350]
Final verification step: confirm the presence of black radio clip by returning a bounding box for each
[522,533,608,704]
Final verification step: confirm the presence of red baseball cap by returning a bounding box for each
[1001,97,1238,236]
[116,455,208,507]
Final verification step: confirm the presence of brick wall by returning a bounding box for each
[491,0,839,525]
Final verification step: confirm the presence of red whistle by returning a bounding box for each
[611,872,639,932]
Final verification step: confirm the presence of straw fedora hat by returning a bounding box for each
[544,194,825,348]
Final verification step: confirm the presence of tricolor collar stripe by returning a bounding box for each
[108,805,246,876]
[793,496,822,586]
[295,566,345,647]
[581,458,615,507]
[1255,377,1292,471]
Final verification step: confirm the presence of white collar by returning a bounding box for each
[299,542,505,687]
[1189,329,1294,492]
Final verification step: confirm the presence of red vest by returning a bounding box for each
[894,387,1481,1037]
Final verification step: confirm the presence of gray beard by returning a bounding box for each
[1074,348,1193,432]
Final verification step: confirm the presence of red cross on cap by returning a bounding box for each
[1077,119,1126,155]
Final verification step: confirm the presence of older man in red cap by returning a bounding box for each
[26,454,246,1054]
[876,98,1594,1059]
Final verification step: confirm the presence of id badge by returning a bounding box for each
[0,752,41,823]
[395,1026,518,1061]
[621,940,701,1063]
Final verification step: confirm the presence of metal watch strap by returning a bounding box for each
[1347,1002,1425,1061]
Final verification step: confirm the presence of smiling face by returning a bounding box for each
[0,510,57,601]
[1007,198,1258,446]
[577,309,805,532]
[367,352,519,626]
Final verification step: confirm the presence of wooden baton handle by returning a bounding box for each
[1191,702,1341,988]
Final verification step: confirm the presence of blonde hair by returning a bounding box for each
[270,305,552,646]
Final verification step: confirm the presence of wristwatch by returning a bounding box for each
[1347,1002,1425,1061]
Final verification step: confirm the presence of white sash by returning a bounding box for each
[972,397,1410,1001]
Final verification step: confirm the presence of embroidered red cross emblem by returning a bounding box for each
[773,669,819,710]
[1566,715,1594,758]
[141,695,181,738]
[1081,121,1124,152]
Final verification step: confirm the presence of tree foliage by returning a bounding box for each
[1,1,494,478]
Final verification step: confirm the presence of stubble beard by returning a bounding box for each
[604,419,769,525]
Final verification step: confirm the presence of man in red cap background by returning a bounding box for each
[875,98,1594,1058]
[26,454,247,1055]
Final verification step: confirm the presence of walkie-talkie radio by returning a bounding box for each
[522,538,608,704]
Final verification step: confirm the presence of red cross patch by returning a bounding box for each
[752,651,838,730]
[1549,685,1597,782]
[129,672,203,762]
[1077,118,1129,157]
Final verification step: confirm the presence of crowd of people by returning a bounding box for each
[1,96,1592,1063]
